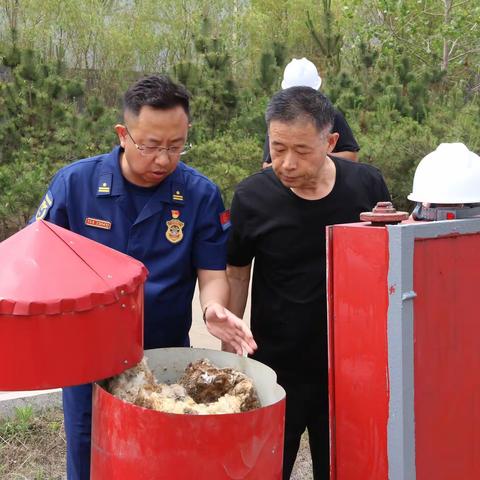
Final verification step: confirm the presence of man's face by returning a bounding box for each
[269,118,338,190]
[115,105,189,187]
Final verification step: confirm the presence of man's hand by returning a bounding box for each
[203,302,257,355]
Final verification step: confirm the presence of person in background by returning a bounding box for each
[226,87,390,479]
[262,57,359,169]
[408,142,480,221]
[32,75,256,480]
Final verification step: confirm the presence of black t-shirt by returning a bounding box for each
[227,156,390,380]
[262,109,360,164]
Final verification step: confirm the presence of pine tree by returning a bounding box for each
[173,16,239,141]
[0,48,116,238]
[306,0,343,74]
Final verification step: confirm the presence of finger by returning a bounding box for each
[239,338,255,355]
[227,338,243,355]
[235,323,257,350]
[229,331,254,355]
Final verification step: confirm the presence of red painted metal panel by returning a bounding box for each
[327,226,337,480]
[91,382,285,479]
[0,221,147,315]
[413,233,480,480]
[329,225,390,480]
[0,287,144,390]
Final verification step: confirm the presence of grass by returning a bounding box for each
[0,405,311,479]
[0,406,66,480]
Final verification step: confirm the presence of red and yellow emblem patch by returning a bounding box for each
[166,210,184,244]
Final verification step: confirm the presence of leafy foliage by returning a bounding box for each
[0,1,479,236]
[176,16,239,142]
[185,134,262,207]
[0,48,116,238]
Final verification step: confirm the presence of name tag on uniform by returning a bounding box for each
[85,217,112,230]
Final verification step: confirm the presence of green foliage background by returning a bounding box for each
[1,0,479,239]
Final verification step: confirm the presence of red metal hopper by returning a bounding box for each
[91,347,286,479]
[0,220,147,390]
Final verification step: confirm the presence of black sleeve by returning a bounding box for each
[332,109,360,153]
[379,177,392,203]
[262,133,271,164]
[373,170,392,204]
[227,184,256,266]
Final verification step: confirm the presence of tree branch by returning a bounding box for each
[448,38,459,56]
[449,48,480,61]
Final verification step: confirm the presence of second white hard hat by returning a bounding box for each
[408,143,480,204]
[281,58,322,90]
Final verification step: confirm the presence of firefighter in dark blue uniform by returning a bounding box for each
[33,75,257,480]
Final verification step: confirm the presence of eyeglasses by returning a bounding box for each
[124,126,192,157]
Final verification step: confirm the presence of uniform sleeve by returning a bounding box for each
[332,109,360,153]
[227,186,255,267]
[29,170,69,228]
[192,185,228,270]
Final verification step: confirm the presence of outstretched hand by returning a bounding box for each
[204,303,257,356]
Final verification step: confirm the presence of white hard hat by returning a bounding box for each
[408,143,480,204]
[281,58,322,90]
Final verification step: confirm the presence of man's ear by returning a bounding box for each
[327,132,339,153]
[115,124,127,148]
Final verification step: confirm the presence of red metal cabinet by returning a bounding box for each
[327,218,480,480]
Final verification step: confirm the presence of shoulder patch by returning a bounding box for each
[97,173,112,196]
[172,182,185,204]
[35,191,54,220]
[219,210,231,231]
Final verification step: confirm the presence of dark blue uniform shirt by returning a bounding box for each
[35,146,228,349]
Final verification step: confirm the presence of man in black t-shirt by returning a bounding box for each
[262,58,359,168]
[226,87,390,480]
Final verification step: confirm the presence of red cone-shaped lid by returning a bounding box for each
[0,220,148,316]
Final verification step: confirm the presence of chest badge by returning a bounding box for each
[166,210,184,244]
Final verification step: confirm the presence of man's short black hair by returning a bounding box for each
[266,86,335,133]
[123,75,190,118]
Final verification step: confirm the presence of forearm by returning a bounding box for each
[226,264,251,318]
[197,269,229,312]
[334,150,359,162]
[198,267,257,354]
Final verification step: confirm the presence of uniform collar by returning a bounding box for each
[98,146,185,205]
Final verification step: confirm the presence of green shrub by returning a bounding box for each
[357,114,436,211]
[184,134,263,206]
[0,49,117,239]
